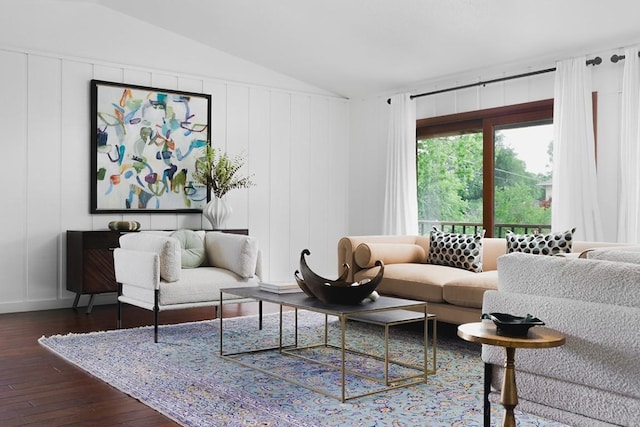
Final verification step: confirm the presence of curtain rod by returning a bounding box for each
[387,56,602,104]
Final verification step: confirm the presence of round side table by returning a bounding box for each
[457,322,565,427]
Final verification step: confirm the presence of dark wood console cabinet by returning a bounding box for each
[66,230,123,313]
[66,229,249,313]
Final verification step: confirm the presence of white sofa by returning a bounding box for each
[114,229,262,342]
[482,251,640,426]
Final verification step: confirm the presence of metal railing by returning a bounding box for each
[418,221,551,238]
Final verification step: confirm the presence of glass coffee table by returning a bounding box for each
[219,287,436,402]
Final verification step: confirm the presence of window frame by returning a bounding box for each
[416,99,554,237]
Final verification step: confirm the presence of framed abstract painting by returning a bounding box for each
[90,79,211,213]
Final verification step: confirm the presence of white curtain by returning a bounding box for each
[383,93,418,235]
[552,57,604,241]
[617,47,640,243]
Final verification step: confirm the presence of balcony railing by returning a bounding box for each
[418,221,551,238]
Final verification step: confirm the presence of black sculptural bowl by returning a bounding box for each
[294,249,384,305]
[482,312,545,337]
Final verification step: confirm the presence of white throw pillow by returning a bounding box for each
[205,232,258,278]
[119,233,181,282]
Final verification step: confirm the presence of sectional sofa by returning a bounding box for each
[337,234,622,325]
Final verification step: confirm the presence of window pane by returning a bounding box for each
[493,123,553,237]
[417,133,483,235]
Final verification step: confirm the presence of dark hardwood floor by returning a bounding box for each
[0,301,281,426]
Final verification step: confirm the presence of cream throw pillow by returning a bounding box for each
[119,233,181,282]
[205,232,258,278]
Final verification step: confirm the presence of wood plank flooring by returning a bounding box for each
[0,301,280,426]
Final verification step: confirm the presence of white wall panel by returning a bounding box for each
[60,60,94,299]
[268,92,292,280]
[289,94,311,274]
[203,81,228,231]
[326,99,349,273]
[123,70,152,87]
[308,98,331,277]
[0,50,28,304]
[455,85,480,113]
[225,85,251,230]
[26,55,62,301]
[347,97,387,236]
[248,88,271,279]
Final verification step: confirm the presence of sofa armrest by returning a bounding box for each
[113,248,160,291]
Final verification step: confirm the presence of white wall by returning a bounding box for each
[0,1,349,313]
[349,49,629,242]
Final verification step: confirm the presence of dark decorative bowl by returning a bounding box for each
[482,312,545,337]
[294,249,384,305]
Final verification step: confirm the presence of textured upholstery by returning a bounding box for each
[483,253,640,426]
[205,232,259,278]
[119,232,181,282]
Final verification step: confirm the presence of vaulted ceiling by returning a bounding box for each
[96,0,640,98]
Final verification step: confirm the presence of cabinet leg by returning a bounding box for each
[72,293,81,309]
[86,295,96,314]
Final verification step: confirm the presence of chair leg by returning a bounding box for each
[484,362,492,427]
[154,289,159,343]
[258,300,263,330]
[116,283,122,329]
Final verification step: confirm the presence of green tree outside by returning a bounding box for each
[417,132,551,235]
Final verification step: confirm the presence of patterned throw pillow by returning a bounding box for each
[427,227,485,273]
[505,228,575,255]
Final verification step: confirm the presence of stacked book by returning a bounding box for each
[259,282,303,294]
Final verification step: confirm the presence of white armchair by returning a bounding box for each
[113,229,263,342]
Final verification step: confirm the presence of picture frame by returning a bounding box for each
[90,79,211,213]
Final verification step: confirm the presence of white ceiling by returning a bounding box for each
[96,0,640,98]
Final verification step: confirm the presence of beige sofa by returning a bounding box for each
[338,235,622,325]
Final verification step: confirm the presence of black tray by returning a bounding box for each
[482,312,545,337]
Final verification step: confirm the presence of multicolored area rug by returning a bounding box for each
[39,312,567,427]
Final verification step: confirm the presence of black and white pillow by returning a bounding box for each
[505,228,575,256]
[427,227,485,273]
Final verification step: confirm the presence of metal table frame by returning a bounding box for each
[219,287,436,402]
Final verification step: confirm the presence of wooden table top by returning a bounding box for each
[457,322,566,349]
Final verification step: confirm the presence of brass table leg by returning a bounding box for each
[500,347,518,427]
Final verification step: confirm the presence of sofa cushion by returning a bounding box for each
[506,228,575,255]
[355,263,476,303]
[171,229,206,268]
[159,267,258,305]
[427,227,484,273]
[354,243,425,268]
[442,270,498,308]
[205,232,258,278]
[119,233,181,282]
